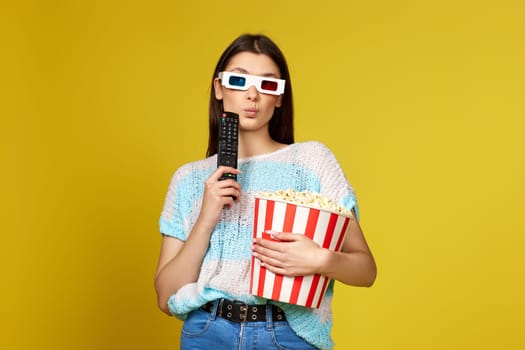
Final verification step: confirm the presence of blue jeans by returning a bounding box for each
[180,300,319,350]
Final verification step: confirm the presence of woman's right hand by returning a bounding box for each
[198,166,241,229]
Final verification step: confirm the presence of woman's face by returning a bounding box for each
[214,52,283,135]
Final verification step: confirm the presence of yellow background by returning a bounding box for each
[2,0,524,349]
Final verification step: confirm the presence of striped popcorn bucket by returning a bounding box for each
[250,196,351,308]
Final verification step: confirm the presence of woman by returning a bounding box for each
[155,33,376,350]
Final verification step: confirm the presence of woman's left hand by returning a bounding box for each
[252,231,328,277]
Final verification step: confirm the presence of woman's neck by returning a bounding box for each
[237,131,286,159]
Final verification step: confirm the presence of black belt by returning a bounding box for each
[200,299,286,323]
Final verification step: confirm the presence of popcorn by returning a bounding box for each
[256,189,354,218]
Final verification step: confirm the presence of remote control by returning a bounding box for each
[217,111,239,181]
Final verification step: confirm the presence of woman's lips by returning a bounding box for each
[244,107,257,117]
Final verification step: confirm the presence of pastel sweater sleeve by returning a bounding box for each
[311,142,360,220]
[158,166,187,241]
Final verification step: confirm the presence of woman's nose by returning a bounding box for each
[246,85,259,100]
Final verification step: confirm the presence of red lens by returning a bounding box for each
[261,80,278,91]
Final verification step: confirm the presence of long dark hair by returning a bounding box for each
[206,34,294,157]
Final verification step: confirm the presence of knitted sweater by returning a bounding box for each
[159,141,358,350]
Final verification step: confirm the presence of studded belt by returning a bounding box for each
[200,299,286,323]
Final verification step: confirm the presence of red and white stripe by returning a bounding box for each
[250,197,350,308]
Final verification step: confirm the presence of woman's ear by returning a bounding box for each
[213,78,223,100]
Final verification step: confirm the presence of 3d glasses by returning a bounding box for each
[218,71,285,95]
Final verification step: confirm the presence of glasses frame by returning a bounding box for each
[218,71,285,95]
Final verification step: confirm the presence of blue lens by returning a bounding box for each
[228,76,246,87]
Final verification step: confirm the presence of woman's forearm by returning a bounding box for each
[154,221,214,314]
[319,248,377,287]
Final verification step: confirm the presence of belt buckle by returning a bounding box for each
[217,299,224,318]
